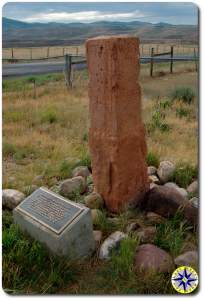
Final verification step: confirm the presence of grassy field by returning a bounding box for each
[2,43,198,60]
[2,61,198,294]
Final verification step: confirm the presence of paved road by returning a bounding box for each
[2,56,196,78]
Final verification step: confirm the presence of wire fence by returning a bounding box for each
[2,44,198,61]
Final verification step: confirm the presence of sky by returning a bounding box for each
[2,2,198,25]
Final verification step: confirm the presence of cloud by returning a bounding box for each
[23,10,145,23]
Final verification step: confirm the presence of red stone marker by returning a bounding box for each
[86,36,149,213]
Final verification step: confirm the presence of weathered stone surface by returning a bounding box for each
[189,197,198,209]
[174,251,198,268]
[93,230,103,246]
[134,244,174,273]
[150,183,158,190]
[99,231,127,260]
[72,166,91,179]
[136,226,156,243]
[149,175,160,184]
[86,36,149,212]
[59,176,86,197]
[2,189,25,209]
[157,161,175,183]
[164,182,188,198]
[13,187,95,258]
[84,192,104,209]
[146,212,166,225]
[148,166,157,176]
[141,186,198,225]
[187,180,198,195]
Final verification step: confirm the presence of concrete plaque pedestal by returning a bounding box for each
[13,187,95,258]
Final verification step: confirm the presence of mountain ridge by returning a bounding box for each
[2,17,198,47]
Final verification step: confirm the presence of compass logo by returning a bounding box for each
[171,266,198,294]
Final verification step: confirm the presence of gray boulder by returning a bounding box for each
[187,180,198,195]
[2,189,25,209]
[141,186,198,225]
[134,244,174,273]
[99,231,127,260]
[72,166,90,179]
[189,197,198,209]
[84,192,104,209]
[157,161,175,183]
[148,166,157,176]
[93,230,103,246]
[149,175,160,184]
[174,251,198,268]
[164,182,188,198]
[59,176,86,197]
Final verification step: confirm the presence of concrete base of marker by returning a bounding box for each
[13,188,95,258]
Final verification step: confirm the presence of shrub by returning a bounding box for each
[170,87,195,104]
[40,107,58,124]
[146,151,160,168]
[176,107,190,118]
[170,162,198,188]
[157,99,171,110]
[147,109,170,133]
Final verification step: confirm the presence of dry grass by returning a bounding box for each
[3,43,198,60]
[2,62,198,191]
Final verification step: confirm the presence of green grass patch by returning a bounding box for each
[39,106,58,124]
[2,210,79,294]
[146,151,160,168]
[170,87,195,104]
[176,107,190,118]
[170,162,198,188]
[3,142,38,161]
[3,73,64,92]
[154,211,192,257]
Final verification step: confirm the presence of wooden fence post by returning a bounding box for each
[30,48,32,60]
[11,48,14,59]
[194,48,198,72]
[64,54,72,87]
[150,47,154,77]
[170,46,174,73]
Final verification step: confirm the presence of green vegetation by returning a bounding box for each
[2,210,79,294]
[2,66,198,295]
[146,99,171,134]
[170,87,195,104]
[154,211,192,257]
[170,162,198,188]
[2,73,64,92]
[146,151,160,168]
[176,107,190,118]
[39,106,58,124]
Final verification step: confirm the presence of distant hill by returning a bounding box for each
[2,17,198,47]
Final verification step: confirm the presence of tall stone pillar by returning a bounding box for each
[86,36,149,213]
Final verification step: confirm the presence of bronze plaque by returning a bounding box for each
[16,187,83,234]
